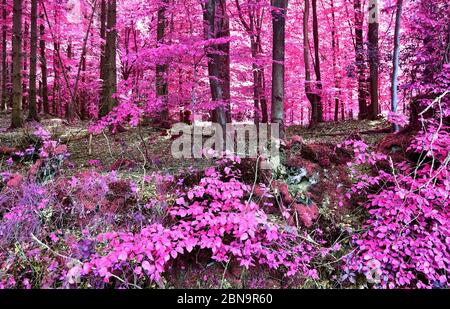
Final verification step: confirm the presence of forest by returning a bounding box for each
[0,0,449,290]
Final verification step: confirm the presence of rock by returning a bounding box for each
[110,159,136,171]
[284,135,304,149]
[0,146,18,156]
[54,144,68,155]
[293,203,319,228]
[286,156,318,175]
[28,159,44,179]
[7,174,23,188]
[377,133,414,162]
[272,180,294,205]
[108,180,134,198]
[299,143,352,168]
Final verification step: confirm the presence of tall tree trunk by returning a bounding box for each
[80,51,87,120]
[368,0,379,120]
[311,0,323,122]
[251,39,269,124]
[271,0,288,138]
[100,0,117,117]
[216,0,231,123]
[391,0,403,132]
[156,0,170,127]
[53,41,60,116]
[202,0,230,134]
[28,0,38,121]
[22,22,28,110]
[331,0,340,122]
[65,41,73,119]
[355,0,368,119]
[1,0,7,112]
[11,0,22,128]
[40,13,49,115]
[99,0,106,117]
[235,0,268,124]
[303,0,320,126]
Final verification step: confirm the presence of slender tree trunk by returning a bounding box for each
[156,0,170,126]
[99,0,106,117]
[80,52,87,120]
[271,0,288,138]
[355,0,368,119]
[28,0,38,121]
[303,0,320,126]
[53,41,59,116]
[331,0,340,122]
[311,0,323,122]
[216,0,231,123]
[391,0,403,132]
[202,0,230,134]
[11,0,22,128]
[65,41,73,119]
[368,0,379,120]
[235,0,268,124]
[100,0,117,117]
[1,0,7,112]
[22,22,28,110]
[39,13,49,115]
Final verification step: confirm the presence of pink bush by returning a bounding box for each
[82,160,329,287]
[341,127,450,288]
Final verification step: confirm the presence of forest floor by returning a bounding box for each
[0,113,388,175]
[0,113,391,288]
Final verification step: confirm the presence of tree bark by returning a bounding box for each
[235,0,268,124]
[391,0,403,132]
[40,13,49,115]
[99,0,106,117]
[271,0,288,138]
[331,0,340,122]
[311,0,323,122]
[11,0,22,128]
[303,0,320,126]
[355,0,368,119]
[28,0,38,121]
[100,0,117,117]
[1,0,7,112]
[156,0,170,126]
[22,22,28,110]
[368,0,379,120]
[202,0,231,133]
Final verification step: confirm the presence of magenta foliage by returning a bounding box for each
[341,127,450,288]
[82,159,326,286]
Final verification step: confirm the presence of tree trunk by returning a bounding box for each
[28,0,38,121]
[331,0,340,122]
[40,13,49,115]
[355,0,368,119]
[156,0,170,126]
[53,41,60,116]
[368,0,379,120]
[235,0,268,124]
[391,0,403,132]
[1,0,7,112]
[203,0,231,133]
[271,0,288,138]
[99,0,106,117]
[11,0,22,128]
[22,22,28,110]
[311,0,323,122]
[303,0,320,126]
[100,0,117,117]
